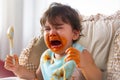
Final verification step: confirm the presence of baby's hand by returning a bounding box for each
[65,47,81,68]
[4,54,19,72]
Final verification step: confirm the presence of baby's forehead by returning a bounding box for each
[46,16,69,25]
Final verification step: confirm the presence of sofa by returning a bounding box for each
[19,10,120,80]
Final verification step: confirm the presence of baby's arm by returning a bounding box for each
[36,66,43,80]
[4,54,36,80]
[65,47,102,80]
[80,50,102,80]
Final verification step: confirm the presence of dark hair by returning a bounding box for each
[40,2,82,42]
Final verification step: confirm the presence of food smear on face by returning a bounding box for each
[45,35,67,53]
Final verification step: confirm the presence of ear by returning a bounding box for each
[72,30,80,41]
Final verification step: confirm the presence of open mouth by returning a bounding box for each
[50,40,62,48]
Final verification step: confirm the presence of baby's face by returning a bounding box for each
[43,19,79,56]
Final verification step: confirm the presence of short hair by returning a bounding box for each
[40,2,82,32]
[40,2,82,42]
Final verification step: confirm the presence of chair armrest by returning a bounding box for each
[19,35,47,71]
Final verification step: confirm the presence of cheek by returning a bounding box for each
[44,33,51,48]
[56,31,68,47]
[58,31,73,48]
[61,36,67,48]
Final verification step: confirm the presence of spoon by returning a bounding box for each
[7,26,14,56]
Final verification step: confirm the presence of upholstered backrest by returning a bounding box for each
[77,11,120,79]
[80,12,120,69]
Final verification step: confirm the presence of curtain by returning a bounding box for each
[0,0,43,60]
[0,0,23,60]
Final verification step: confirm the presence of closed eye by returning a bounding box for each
[54,24,64,30]
[44,27,51,31]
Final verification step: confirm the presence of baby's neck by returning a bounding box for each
[54,53,66,59]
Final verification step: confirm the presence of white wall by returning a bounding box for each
[39,0,120,16]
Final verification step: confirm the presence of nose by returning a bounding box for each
[49,28,57,36]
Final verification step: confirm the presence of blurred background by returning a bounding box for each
[0,0,120,61]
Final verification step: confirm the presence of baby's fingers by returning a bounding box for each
[4,54,19,70]
[65,54,79,61]
[5,55,14,64]
[13,54,19,65]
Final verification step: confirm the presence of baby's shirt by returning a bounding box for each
[40,43,85,80]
